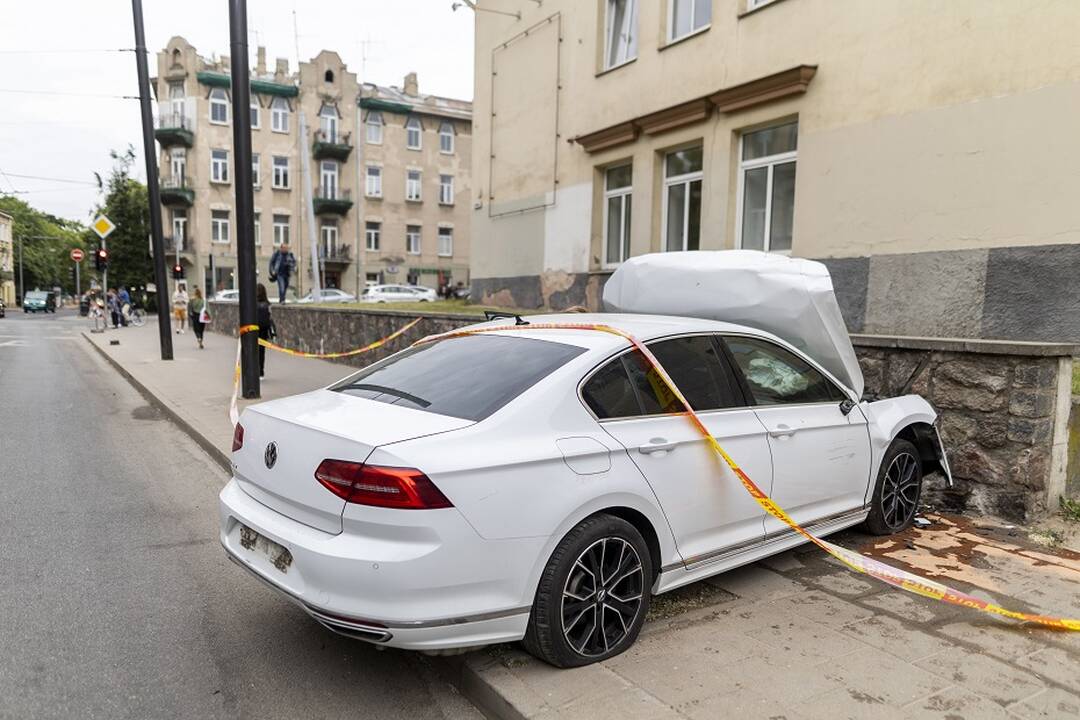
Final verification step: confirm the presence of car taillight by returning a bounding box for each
[314,459,453,509]
[232,423,244,452]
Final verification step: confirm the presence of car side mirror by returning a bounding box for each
[839,398,856,416]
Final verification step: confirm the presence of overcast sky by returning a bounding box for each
[0,0,475,222]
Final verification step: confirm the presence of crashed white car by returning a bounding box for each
[220,252,949,667]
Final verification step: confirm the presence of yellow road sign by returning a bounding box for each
[92,215,116,239]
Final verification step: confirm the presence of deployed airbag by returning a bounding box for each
[602,250,864,398]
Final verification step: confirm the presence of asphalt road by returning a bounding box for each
[0,311,481,720]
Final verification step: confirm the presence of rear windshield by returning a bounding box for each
[331,334,586,421]
[26,292,48,299]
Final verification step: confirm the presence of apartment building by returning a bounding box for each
[153,37,471,299]
[470,1,1080,342]
[0,210,13,306]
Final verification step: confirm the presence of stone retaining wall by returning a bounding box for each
[209,302,1076,522]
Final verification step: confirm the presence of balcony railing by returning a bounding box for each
[312,129,353,161]
[154,113,195,148]
[319,243,352,264]
[312,187,353,215]
[160,176,195,207]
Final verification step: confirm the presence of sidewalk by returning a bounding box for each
[82,323,1080,719]
[83,322,348,467]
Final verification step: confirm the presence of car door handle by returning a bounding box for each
[768,424,798,438]
[638,439,676,455]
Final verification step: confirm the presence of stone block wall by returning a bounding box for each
[853,336,1076,522]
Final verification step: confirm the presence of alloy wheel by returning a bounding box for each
[881,451,920,530]
[560,537,644,658]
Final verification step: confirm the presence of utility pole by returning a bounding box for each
[229,0,259,398]
[131,0,174,360]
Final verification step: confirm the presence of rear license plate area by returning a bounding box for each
[239,524,293,573]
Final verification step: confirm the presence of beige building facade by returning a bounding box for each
[0,211,13,306]
[153,37,471,299]
[470,1,1080,341]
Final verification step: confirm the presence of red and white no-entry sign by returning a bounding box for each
[70,248,85,262]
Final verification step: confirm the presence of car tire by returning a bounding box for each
[864,438,923,536]
[523,514,652,668]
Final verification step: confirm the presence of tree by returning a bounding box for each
[0,196,84,298]
[91,146,152,293]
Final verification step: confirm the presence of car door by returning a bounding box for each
[586,335,772,565]
[723,335,872,535]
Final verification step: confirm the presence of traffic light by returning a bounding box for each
[94,247,109,271]
[172,263,185,279]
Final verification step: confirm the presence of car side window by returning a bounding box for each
[582,355,644,419]
[724,336,844,405]
[647,336,742,412]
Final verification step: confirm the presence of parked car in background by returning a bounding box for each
[22,291,56,314]
[297,288,357,305]
[212,287,299,304]
[214,289,240,303]
[360,284,437,303]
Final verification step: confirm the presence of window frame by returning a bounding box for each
[439,174,454,205]
[320,159,339,200]
[661,146,703,253]
[735,121,798,255]
[270,97,290,133]
[209,88,229,125]
[365,221,381,251]
[253,214,261,246]
[211,209,230,245]
[251,153,260,188]
[365,165,383,197]
[604,0,639,71]
[272,214,290,246]
[271,155,290,190]
[667,0,712,44]
[405,116,422,150]
[366,111,384,144]
[406,225,422,255]
[320,219,339,256]
[602,163,632,268]
[439,122,455,154]
[210,148,229,184]
[721,333,850,406]
[171,208,187,251]
[250,99,260,129]
[437,227,453,257]
[406,169,422,202]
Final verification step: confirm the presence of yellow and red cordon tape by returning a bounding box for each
[228,318,423,426]
[416,321,1080,631]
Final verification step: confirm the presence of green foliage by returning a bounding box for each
[91,146,152,293]
[1072,363,1079,395]
[0,196,84,297]
[1061,495,1080,523]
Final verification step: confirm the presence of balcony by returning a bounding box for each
[312,129,353,162]
[154,113,194,148]
[318,243,352,266]
[312,187,353,216]
[160,176,195,207]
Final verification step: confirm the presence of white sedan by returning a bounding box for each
[360,284,438,303]
[220,313,946,667]
[297,288,357,304]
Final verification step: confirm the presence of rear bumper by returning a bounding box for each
[218,479,538,650]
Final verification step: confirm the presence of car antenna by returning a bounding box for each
[484,310,529,325]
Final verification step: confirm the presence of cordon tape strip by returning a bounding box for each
[414,321,1080,631]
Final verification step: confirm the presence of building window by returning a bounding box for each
[319,103,339,143]
[209,88,229,124]
[321,220,339,257]
[270,97,290,133]
[663,146,702,252]
[210,149,229,184]
[365,221,381,251]
[406,225,422,255]
[738,121,797,253]
[272,214,289,246]
[272,156,290,189]
[668,0,711,42]
[168,82,185,119]
[324,69,335,83]
[211,209,230,244]
[366,166,382,197]
[603,164,632,266]
[366,111,384,144]
[605,0,639,69]
[406,169,422,201]
[169,147,186,181]
[405,116,422,150]
[320,160,339,200]
[439,174,454,205]
[250,100,260,129]
[253,214,261,246]
[251,153,260,187]
[439,122,455,154]
[172,208,187,252]
[437,227,453,257]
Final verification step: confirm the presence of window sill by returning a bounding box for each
[407,251,422,256]
[738,0,790,19]
[439,202,455,207]
[439,150,455,156]
[365,194,383,200]
[366,140,383,146]
[406,146,422,152]
[271,129,289,135]
[437,254,453,259]
[406,198,423,203]
[659,25,711,52]
[271,186,291,191]
[595,56,637,78]
[210,180,230,186]
[209,119,229,126]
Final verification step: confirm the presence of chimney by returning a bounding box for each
[275,58,289,81]
[404,72,418,97]
[256,46,266,75]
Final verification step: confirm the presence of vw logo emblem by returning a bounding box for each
[264,442,278,469]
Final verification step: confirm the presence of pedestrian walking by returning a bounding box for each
[188,287,207,349]
[268,243,297,304]
[107,288,122,328]
[172,284,189,334]
[256,283,276,377]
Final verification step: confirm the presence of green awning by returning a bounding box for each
[359,97,413,114]
[196,71,299,98]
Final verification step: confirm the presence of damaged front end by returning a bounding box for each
[861,395,953,489]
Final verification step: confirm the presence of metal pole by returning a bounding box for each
[75,261,80,300]
[17,234,23,305]
[131,0,174,359]
[229,0,259,398]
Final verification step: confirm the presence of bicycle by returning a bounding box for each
[122,303,145,327]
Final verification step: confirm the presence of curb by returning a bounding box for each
[81,332,231,472]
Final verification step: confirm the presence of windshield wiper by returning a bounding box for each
[337,383,431,408]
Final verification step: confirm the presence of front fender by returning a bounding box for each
[859,395,952,494]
